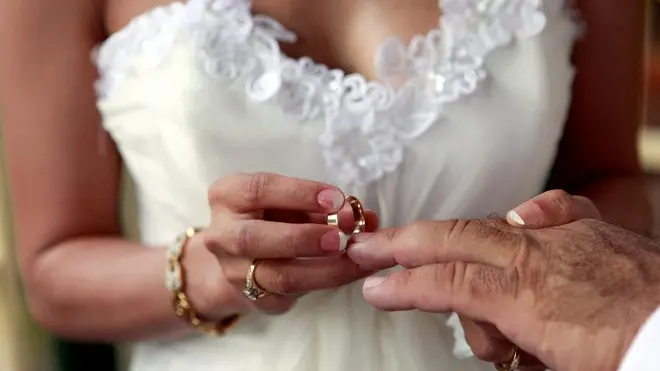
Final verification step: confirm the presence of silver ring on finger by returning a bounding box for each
[243,260,271,301]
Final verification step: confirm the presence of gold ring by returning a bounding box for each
[495,346,521,371]
[326,195,366,236]
[243,260,270,301]
[327,213,340,227]
[345,196,366,235]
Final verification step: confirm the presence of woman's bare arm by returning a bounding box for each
[0,0,222,341]
[547,0,652,234]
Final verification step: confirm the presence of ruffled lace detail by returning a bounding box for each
[94,0,551,185]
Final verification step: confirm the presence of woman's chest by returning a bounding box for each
[107,0,440,80]
[97,0,578,217]
[250,0,440,79]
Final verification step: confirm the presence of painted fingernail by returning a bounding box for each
[317,189,345,211]
[508,202,543,226]
[338,231,349,251]
[363,276,386,291]
[320,230,348,252]
[507,210,525,225]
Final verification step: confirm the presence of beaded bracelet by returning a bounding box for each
[165,227,240,335]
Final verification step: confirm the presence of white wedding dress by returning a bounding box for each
[94,0,578,370]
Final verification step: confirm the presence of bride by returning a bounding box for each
[0,0,649,370]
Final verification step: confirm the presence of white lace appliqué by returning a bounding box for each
[94,0,549,185]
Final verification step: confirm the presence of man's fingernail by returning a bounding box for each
[363,276,386,291]
[507,210,525,225]
[317,189,345,210]
[320,230,349,252]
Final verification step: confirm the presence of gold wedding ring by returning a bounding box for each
[495,346,521,371]
[243,260,270,301]
[345,196,366,235]
[326,195,366,235]
[327,213,340,227]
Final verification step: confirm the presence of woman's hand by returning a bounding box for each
[457,190,603,368]
[346,191,660,371]
[199,172,378,318]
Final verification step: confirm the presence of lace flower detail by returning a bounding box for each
[320,75,400,184]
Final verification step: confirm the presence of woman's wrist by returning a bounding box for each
[175,230,242,323]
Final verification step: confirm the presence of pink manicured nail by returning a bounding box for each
[317,189,345,211]
[508,202,543,226]
[507,210,525,225]
[320,230,348,252]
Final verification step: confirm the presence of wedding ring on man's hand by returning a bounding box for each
[494,346,521,371]
[326,195,366,236]
[243,260,270,301]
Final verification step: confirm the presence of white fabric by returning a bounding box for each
[94,0,578,370]
[619,307,660,371]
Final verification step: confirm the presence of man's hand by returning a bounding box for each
[347,192,660,371]
[455,190,603,367]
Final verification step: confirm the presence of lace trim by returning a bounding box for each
[94,0,550,185]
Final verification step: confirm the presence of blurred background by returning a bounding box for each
[645,1,660,234]
[1,2,660,371]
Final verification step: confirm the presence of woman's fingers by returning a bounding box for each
[363,211,380,233]
[310,209,380,234]
[206,207,379,260]
[265,209,380,233]
[506,190,601,228]
[209,172,345,214]
[221,255,369,296]
[204,173,379,315]
[246,293,300,315]
[257,256,369,295]
[205,220,349,259]
[324,202,380,233]
[222,281,300,315]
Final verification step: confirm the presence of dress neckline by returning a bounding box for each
[95,0,448,100]
[93,0,552,185]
